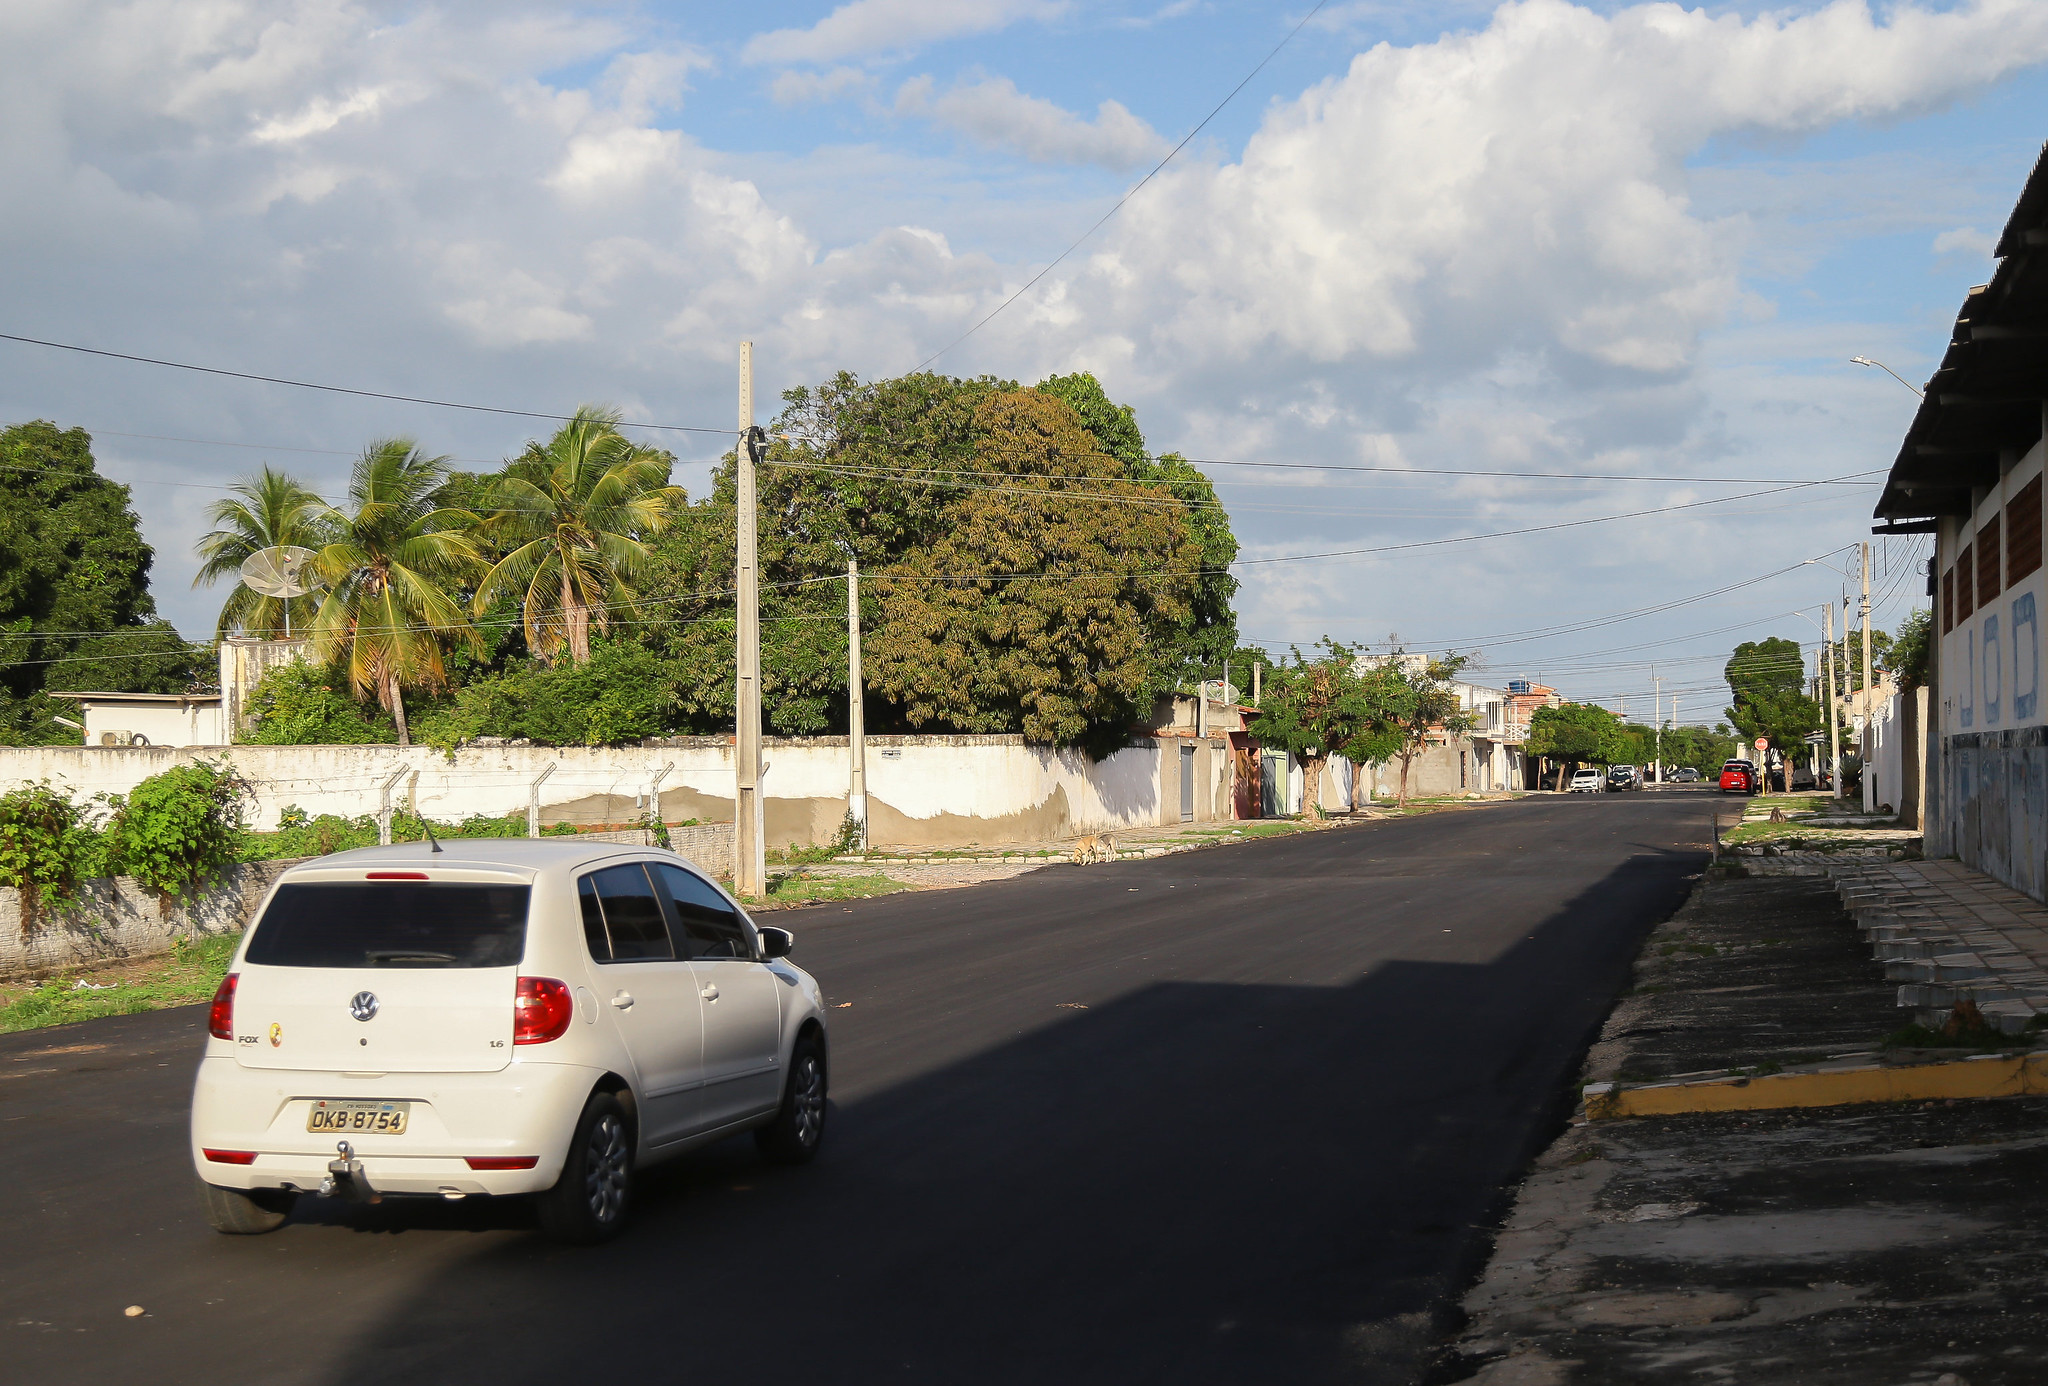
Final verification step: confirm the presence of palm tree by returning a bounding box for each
[191,466,331,639]
[473,406,685,664]
[307,440,483,746]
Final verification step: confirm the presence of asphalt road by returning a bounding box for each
[2,792,1714,1386]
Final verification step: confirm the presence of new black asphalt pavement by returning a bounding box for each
[1,792,1713,1385]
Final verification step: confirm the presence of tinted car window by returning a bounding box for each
[586,864,675,962]
[245,883,531,968]
[652,863,750,960]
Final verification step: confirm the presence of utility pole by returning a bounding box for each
[1252,660,1262,709]
[846,557,867,850]
[734,343,765,898]
[1859,542,1874,812]
[1653,670,1663,783]
[1824,601,1842,801]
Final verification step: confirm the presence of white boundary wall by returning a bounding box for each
[0,735,1234,850]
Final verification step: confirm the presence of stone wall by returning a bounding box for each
[0,859,303,981]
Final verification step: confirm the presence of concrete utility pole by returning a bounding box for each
[734,343,766,898]
[846,557,867,849]
[1824,601,1842,801]
[1859,542,1874,801]
[1653,670,1663,783]
[1252,661,1262,709]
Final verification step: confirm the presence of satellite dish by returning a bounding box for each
[239,546,320,599]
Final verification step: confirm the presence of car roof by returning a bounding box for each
[277,839,669,879]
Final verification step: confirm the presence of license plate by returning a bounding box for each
[306,1100,410,1135]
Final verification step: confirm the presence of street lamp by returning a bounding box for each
[1850,356,1926,398]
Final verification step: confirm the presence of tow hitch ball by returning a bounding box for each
[321,1140,381,1204]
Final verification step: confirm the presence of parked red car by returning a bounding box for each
[1718,760,1758,795]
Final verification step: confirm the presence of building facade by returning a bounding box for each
[1872,142,2048,899]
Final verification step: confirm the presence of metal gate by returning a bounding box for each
[1179,743,1195,821]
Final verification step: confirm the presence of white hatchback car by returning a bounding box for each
[190,840,828,1243]
[1567,769,1603,793]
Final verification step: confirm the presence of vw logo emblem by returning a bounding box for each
[349,991,379,1022]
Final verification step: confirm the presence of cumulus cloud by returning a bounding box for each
[896,74,1168,170]
[770,65,875,106]
[1052,0,2048,380]
[743,0,1066,65]
[1933,225,1998,259]
[1,0,2044,659]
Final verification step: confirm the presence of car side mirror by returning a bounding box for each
[757,926,794,960]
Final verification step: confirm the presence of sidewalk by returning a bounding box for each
[1450,868,2048,1384]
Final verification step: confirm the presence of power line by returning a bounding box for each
[914,1,1331,369]
[0,331,735,436]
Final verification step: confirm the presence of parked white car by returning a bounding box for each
[190,840,828,1243]
[1567,769,1603,793]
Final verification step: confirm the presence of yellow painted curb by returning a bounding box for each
[1584,1052,2048,1119]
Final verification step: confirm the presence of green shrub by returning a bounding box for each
[0,782,106,934]
[412,641,669,750]
[237,809,540,861]
[106,762,248,901]
[243,661,395,744]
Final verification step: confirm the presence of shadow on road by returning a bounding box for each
[301,847,1701,1386]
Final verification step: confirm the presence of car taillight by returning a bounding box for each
[202,1149,258,1165]
[464,1156,540,1170]
[208,973,238,1040]
[513,977,573,1045]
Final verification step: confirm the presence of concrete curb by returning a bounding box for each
[1584,1050,2048,1119]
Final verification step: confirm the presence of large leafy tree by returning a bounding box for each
[473,407,685,666]
[1525,702,1629,789]
[1035,372,1239,683]
[1724,636,1821,754]
[307,440,484,746]
[0,421,202,742]
[638,370,1217,754]
[1248,641,1408,817]
[192,465,331,639]
[865,388,1201,752]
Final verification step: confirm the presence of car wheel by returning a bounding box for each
[536,1090,633,1245]
[755,1033,827,1165]
[198,1179,295,1235]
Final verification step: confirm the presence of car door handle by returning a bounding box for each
[700,984,720,1001]
[610,992,634,1009]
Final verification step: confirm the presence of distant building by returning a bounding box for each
[53,691,224,747]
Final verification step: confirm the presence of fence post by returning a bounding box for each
[649,762,674,842]
[529,763,557,838]
[376,766,408,846]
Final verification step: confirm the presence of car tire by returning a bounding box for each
[755,1033,827,1165]
[535,1091,634,1245]
[198,1179,295,1235]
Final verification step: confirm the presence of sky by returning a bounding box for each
[5,0,2048,724]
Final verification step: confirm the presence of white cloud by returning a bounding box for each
[602,47,715,123]
[742,0,1066,65]
[1933,225,1998,259]
[250,86,389,144]
[896,74,1168,170]
[1,0,2044,669]
[770,65,875,106]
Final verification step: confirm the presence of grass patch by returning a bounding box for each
[1657,941,1719,957]
[744,871,909,909]
[0,933,239,1033]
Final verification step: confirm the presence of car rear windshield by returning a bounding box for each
[244,882,532,968]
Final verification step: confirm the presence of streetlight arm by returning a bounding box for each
[1850,356,1925,399]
